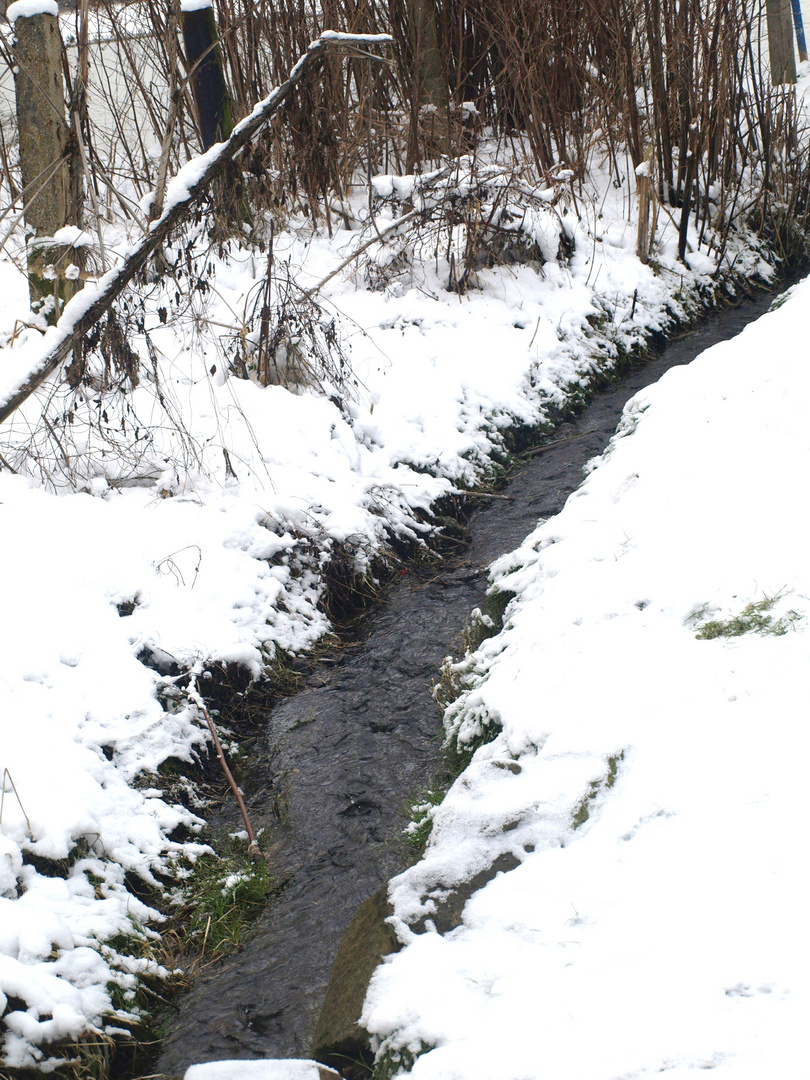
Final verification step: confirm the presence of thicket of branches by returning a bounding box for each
[170,0,810,257]
[1,0,809,488]
[3,0,802,251]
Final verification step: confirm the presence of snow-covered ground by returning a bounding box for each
[362,276,810,1080]
[0,55,808,1078]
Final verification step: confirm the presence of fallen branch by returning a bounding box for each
[0,31,393,428]
[522,428,601,456]
[302,208,420,299]
[450,489,514,501]
[0,768,31,832]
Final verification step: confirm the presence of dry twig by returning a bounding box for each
[187,675,261,862]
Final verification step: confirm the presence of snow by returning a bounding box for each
[184,1062,340,1080]
[5,1,58,23]
[361,279,810,1079]
[0,22,808,1075]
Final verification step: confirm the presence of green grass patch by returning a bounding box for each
[433,592,513,713]
[176,837,276,959]
[693,592,801,640]
[402,787,447,852]
[372,1042,434,1080]
[403,594,513,858]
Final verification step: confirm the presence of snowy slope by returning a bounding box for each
[362,277,810,1080]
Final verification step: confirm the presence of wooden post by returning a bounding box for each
[636,149,653,265]
[9,0,72,321]
[678,124,698,264]
[766,0,797,84]
[181,0,248,228]
[181,0,234,150]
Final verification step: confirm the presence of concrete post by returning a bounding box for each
[10,1,72,319]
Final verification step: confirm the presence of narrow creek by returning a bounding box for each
[156,289,783,1077]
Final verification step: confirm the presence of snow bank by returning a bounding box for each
[362,278,810,1078]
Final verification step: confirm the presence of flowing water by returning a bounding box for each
[156,289,783,1077]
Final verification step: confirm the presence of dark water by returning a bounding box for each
[156,289,782,1077]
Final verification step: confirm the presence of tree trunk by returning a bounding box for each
[405,0,447,167]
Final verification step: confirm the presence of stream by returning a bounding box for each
[156,288,783,1077]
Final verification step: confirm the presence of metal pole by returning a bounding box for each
[791,0,808,62]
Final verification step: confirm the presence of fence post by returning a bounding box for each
[636,150,654,265]
[181,0,233,150]
[766,0,797,84]
[9,0,72,321]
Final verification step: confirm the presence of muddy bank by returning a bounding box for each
[156,287,783,1077]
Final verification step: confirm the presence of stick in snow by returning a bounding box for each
[188,675,262,862]
[0,31,393,428]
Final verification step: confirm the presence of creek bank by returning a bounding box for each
[309,282,797,1078]
[153,280,790,1080]
[353,275,810,1080]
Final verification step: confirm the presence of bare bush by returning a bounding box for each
[3,0,810,494]
[229,242,357,396]
[4,0,807,263]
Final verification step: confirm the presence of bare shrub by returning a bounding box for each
[230,246,357,397]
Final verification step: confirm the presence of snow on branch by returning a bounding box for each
[0,31,393,429]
